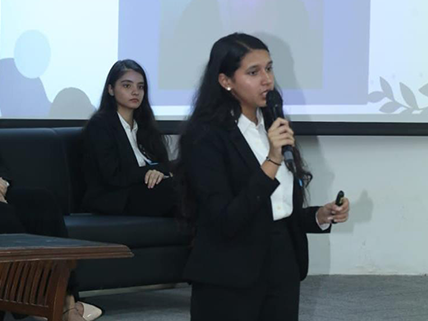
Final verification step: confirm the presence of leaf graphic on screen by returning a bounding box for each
[400,108,413,115]
[380,102,401,113]
[367,91,385,103]
[380,77,394,99]
[400,83,418,108]
[419,83,428,97]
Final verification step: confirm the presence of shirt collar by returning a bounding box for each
[117,112,138,132]
[237,108,265,134]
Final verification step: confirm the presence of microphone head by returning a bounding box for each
[266,89,284,119]
[266,89,283,108]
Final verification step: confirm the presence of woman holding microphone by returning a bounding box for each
[176,33,350,321]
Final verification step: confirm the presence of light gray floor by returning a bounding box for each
[9,276,428,321]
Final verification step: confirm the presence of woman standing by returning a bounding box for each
[83,60,175,217]
[176,33,350,320]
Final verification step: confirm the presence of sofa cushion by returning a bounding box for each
[65,214,192,249]
[52,127,85,213]
[0,128,71,215]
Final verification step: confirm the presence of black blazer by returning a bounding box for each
[82,111,169,214]
[182,122,330,288]
[0,153,11,183]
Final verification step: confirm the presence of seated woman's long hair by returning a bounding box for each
[89,59,169,166]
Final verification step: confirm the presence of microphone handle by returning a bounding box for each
[269,104,296,174]
[282,145,296,175]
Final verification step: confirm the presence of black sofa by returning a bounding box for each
[0,127,191,291]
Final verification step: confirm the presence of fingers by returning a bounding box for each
[318,198,350,225]
[155,172,163,185]
[269,132,295,148]
[331,198,350,213]
[332,215,348,223]
[145,170,164,189]
[331,198,350,223]
[267,118,295,160]
[0,178,7,197]
[268,118,294,138]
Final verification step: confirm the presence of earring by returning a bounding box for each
[226,87,231,91]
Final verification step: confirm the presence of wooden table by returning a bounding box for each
[0,234,133,321]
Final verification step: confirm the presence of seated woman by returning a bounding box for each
[0,155,102,321]
[82,59,175,217]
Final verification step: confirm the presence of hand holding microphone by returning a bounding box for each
[266,118,295,165]
[265,90,296,174]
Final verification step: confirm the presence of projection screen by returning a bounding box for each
[0,0,427,133]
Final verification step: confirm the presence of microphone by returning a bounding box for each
[265,90,296,175]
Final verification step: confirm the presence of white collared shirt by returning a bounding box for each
[117,112,153,167]
[237,109,294,221]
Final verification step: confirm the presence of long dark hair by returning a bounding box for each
[175,33,312,227]
[186,33,269,127]
[92,59,169,165]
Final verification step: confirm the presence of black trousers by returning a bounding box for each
[0,188,79,298]
[125,177,177,217]
[190,218,301,321]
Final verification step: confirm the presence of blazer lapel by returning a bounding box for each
[229,126,260,171]
[106,112,139,166]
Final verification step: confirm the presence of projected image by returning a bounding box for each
[0,0,118,119]
[157,0,323,92]
[1,0,428,122]
[0,30,51,118]
[367,77,428,117]
[119,0,371,108]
